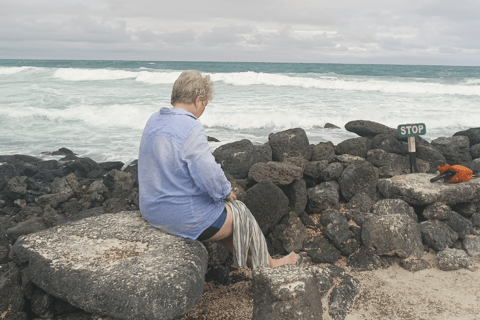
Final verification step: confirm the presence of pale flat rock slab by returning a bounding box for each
[11,211,208,320]
[378,174,480,206]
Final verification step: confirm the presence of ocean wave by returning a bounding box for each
[0,66,34,75]
[210,71,480,96]
[464,78,480,85]
[0,105,155,130]
[53,68,139,81]
[49,67,480,96]
[53,67,182,83]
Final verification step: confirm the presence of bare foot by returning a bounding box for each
[269,252,297,268]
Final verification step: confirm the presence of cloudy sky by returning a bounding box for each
[1,0,480,65]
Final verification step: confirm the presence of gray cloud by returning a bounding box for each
[1,0,479,65]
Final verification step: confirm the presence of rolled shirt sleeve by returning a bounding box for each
[182,124,231,202]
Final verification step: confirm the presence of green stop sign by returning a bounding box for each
[397,123,426,138]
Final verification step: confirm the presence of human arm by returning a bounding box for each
[182,124,231,202]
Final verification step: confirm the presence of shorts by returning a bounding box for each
[197,207,227,241]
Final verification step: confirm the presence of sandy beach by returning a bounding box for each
[184,254,480,320]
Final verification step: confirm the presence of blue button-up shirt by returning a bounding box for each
[138,108,231,239]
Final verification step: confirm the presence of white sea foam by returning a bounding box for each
[210,71,480,96]
[0,66,33,75]
[53,68,139,81]
[53,68,182,83]
[0,104,155,130]
[51,67,480,96]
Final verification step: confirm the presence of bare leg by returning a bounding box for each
[220,234,296,268]
[206,204,297,268]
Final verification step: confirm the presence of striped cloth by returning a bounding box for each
[226,199,270,269]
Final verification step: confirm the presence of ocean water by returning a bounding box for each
[1,60,479,164]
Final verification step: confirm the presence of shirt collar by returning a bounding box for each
[160,107,197,120]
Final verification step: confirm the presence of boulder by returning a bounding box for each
[0,163,17,182]
[63,157,102,178]
[420,220,458,251]
[367,150,412,177]
[378,174,480,206]
[422,202,452,220]
[299,212,316,227]
[103,169,134,195]
[451,202,476,218]
[303,236,341,264]
[51,173,81,196]
[42,205,67,228]
[347,247,391,271]
[5,176,27,200]
[335,154,365,168]
[416,144,447,173]
[462,236,480,257]
[344,120,397,137]
[431,136,472,165]
[6,217,48,241]
[371,199,418,222]
[362,214,423,258]
[472,212,480,227]
[345,193,375,213]
[11,211,208,320]
[253,265,323,320]
[203,241,229,267]
[338,160,378,202]
[399,258,431,272]
[304,160,329,181]
[471,144,480,159]
[453,128,480,146]
[213,139,256,179]
[335,137,371,158]
[465,158,480,174]
[36,193,71,209]
[283,179,308,215]
[99,161,124,172]
[36,160,59,171]
[445,211,475,239]
[311,141,335,162]
[253,142,273,163]
[268,128,311,162]
[329,275,361,320]
[31,286,57,318]
[123,160,139,188]
[324,123,340,129]
[0,266,26,320]
[269,212,306,255]
[371,134,407,155]
[320,162,344,181]
[248,162,303,185]
[437,248,475,271]
[306,184,340,214]
[244,180,289,235]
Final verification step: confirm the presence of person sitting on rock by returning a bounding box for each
[138,70,298,269]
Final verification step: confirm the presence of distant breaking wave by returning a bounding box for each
[0,66,34,75]
[51,68,480,96]
[53,68,181,83]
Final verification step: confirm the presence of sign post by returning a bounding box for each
[397,123,426,173]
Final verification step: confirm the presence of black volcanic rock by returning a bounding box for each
[335,137,371,158]
[213,139,256,179]
[268,128,311,161]
[453,127,480,146]
[345,120,397,137]
[431,136,472,165]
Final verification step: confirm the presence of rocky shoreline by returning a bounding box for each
[1,120,480,320]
